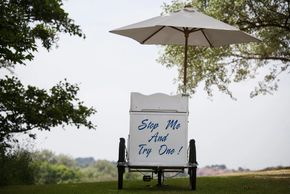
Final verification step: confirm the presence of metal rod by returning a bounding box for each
[169,26,184,33]
[141,26,165,44]
[201,29,213,47]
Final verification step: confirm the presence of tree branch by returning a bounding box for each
[232,54,290,62]
[238,21,290,31]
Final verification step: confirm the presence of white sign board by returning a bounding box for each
[128,93,188,167]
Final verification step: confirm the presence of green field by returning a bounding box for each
[1,169,289,194]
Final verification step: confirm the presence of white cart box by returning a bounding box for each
[128,93,189,167]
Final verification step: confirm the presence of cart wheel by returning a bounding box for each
[117,138,126,190]
[157,170,162,186]
[118,166,124,190]
[189,167,197,190]
[189,139,197,190]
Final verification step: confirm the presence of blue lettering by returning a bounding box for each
[138,119,159,132]
[159,144,175,155]
[148,132,169,143]
[138,144,152,158]
[138,119,148,130]
[165,120,181,130]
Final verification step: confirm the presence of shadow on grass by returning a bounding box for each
[120,178,194,193]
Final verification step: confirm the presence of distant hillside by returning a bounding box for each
[197,164,250,176]
[260,166,290,171]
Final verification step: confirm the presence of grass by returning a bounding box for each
[0,169,289,194]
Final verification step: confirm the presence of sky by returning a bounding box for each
[7,0,290,170]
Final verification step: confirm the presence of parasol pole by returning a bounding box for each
[183,28,189,94]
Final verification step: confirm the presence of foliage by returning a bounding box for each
[0,0,84,68]
[159,0,290,98]
[124,171,142,181]
[0,148,81,186]
[31,151,142,184]
[79,160,117,182]
[32,150,80,184]
[0,146,35,186]
[0,76,96,147]
[31,150,138,184]
[33,162,80,184]
[32,149,77,167]
[0,0,96,148]
[0,148,142,186]
[75,157,95,167]
[76,158,141,182]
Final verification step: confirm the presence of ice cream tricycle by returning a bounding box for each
[117,93,197,190]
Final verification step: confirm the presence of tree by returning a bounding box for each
[0,0,95,148]
[0,147,35,185]
[0,0,84,67]
[159,0,289,98]
[0,76,95,147]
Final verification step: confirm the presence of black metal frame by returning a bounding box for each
[117,138,197,190]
